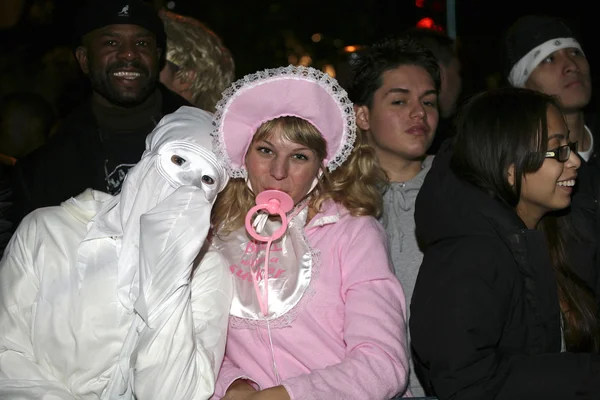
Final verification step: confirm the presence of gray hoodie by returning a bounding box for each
[380,155,434,397]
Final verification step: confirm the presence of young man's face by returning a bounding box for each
[356,65,439,164]
[76,24,161,106]
[525,47,592,113]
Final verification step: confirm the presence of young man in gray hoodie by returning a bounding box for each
[348,36,441,397]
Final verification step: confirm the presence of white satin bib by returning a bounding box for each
[213,205,318,328]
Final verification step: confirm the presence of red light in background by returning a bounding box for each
[416,17,445,32]
[416,17,435,29]
[415,0,425,7]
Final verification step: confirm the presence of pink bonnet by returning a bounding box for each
[211,65,356,179]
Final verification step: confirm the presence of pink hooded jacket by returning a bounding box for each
[213,200,410,400]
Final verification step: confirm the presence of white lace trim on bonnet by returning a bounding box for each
[211,65,357,179]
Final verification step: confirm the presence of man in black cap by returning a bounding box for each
[504,15,594,162]
[10,0,192,223]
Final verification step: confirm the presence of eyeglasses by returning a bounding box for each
[545,141,578,163]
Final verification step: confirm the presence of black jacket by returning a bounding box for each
[585,110,600,169]
[410,142,600,400]
[579,111,600,217]
[11,84,191,220]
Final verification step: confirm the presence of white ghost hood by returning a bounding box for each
[144,106,229,201]
[89,106,229,312]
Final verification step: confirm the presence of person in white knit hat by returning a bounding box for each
[504,15,593,161]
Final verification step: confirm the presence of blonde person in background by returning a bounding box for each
[159,9,235,112]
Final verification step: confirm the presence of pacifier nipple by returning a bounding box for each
[245,190,294,242]
[266,199,281,214]
[257,190,294,214]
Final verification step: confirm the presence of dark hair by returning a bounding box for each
[451,88,551,205]
[347,35,441,108]
[402,27,457,66]
[451,87,600,352]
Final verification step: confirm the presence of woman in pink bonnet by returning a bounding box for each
[210,65,411,400]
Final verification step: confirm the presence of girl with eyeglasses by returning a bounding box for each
[410,87,600,400]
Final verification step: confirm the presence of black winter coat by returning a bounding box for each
[10,84,191,221]
[410,142,600,400]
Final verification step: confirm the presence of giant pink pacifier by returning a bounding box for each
[245,190,294,242]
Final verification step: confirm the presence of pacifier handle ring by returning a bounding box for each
[245,205,288,242]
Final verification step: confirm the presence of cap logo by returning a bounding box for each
[118,5,129,17]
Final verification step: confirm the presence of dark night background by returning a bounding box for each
[0,0,597,117]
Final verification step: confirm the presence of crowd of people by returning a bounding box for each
[0,0,599,399]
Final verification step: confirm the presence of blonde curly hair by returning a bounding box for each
[211,116,386,235]
[159,10,235,112]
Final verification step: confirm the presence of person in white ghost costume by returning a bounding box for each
[0,106,232,400]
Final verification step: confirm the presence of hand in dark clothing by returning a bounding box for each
[410,142,600,400]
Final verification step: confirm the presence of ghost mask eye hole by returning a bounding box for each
[171,155,186,166]
[202,175,215,185]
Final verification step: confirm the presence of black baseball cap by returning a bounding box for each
[73,0,166,48]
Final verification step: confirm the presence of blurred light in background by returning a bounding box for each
[322,64,336,78]
[416,17,444,31]
[311,33,322,43]
[288,54,298,64]
[299,55,312,66]
[416,17,434,28]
